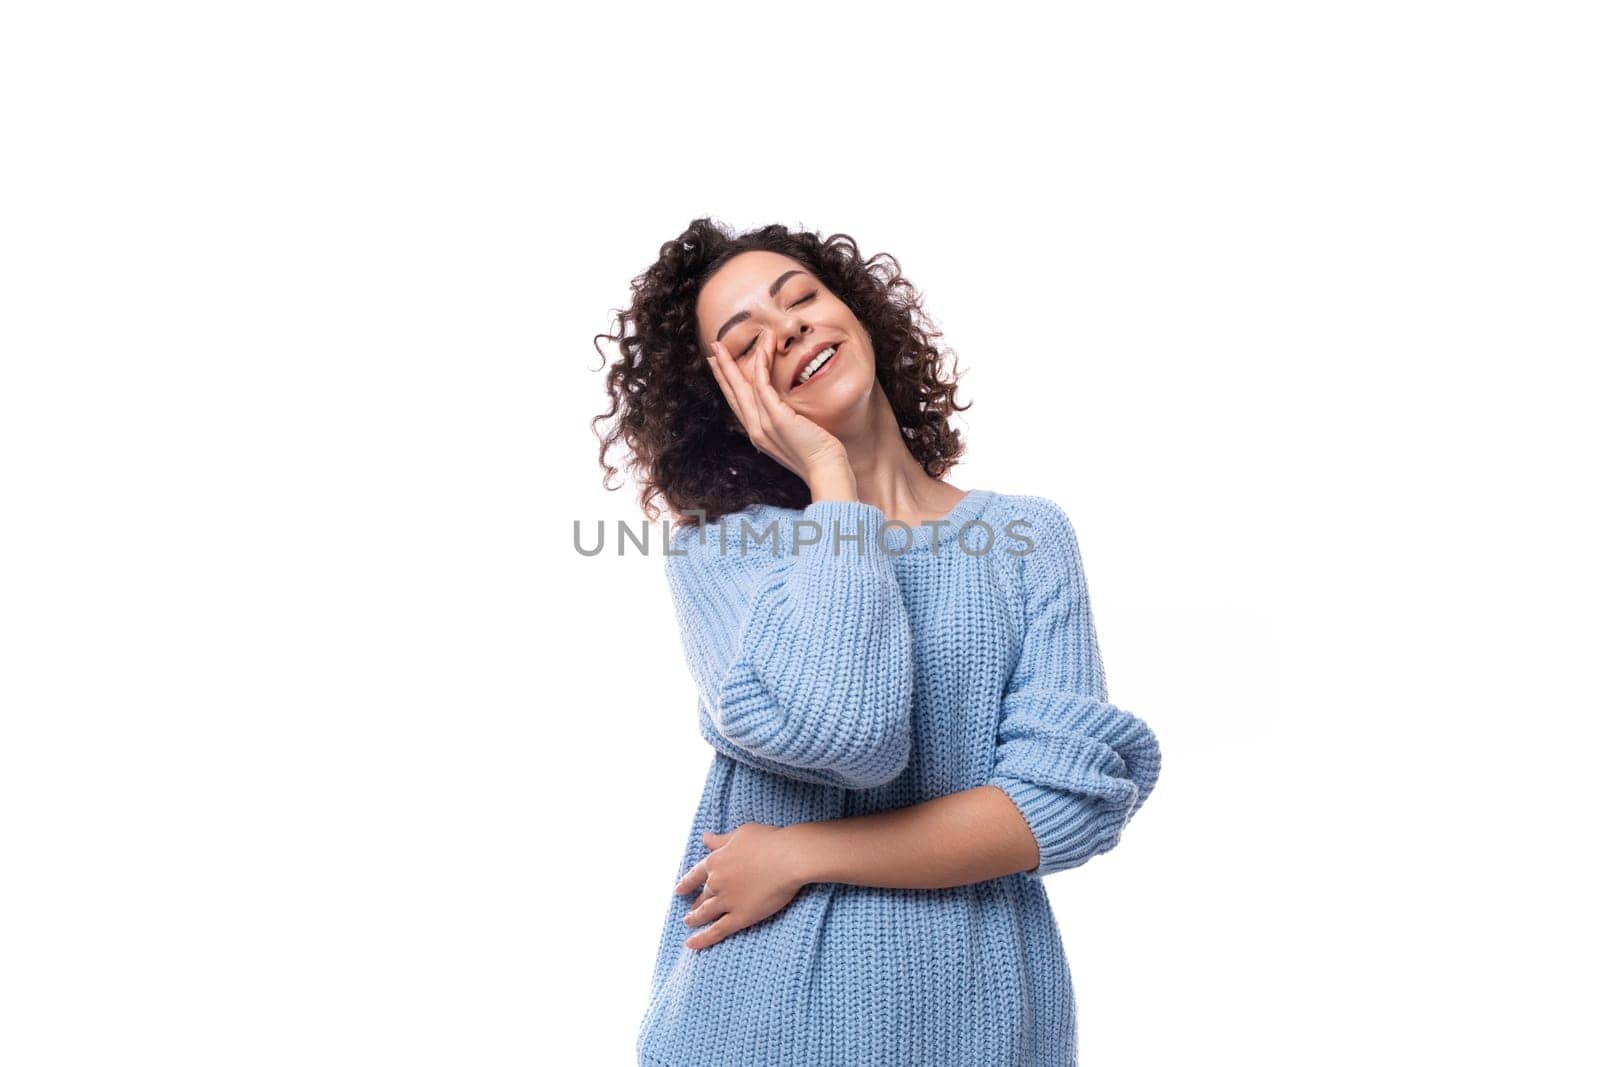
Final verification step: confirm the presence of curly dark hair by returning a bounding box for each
[591,217,971,529]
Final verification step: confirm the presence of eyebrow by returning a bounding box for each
[714,269,808,343]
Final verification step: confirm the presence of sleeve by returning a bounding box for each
[987,498,1162,879]
[663,498,916,790]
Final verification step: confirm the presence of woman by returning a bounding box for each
[594,218,1162,1066]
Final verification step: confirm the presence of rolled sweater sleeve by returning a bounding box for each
[664,499,916,790]
[988,498,1162,879]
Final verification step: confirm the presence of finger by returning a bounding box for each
[705,343,751,434]
[730,342,774,454]
[716,342,765,442]
[674,859,707,896]
[749,344,780,438]
[683,893,731,929]
[685,912,741,951]
[712,341,756,428]
[753,347,813,476]
[708,344,755,440]
[752,344,795,424]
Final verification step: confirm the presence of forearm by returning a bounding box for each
[780,785,1041,890]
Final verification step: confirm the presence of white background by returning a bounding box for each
[3,2,1596,1064]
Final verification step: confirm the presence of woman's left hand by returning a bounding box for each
[675,823,810,951]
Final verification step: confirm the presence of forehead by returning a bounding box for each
[697,250,809,326]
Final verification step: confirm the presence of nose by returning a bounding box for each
[777,314,812,356]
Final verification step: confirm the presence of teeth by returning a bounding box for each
[797,345,837,385]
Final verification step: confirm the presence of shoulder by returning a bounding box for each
[985,493,1079,554]
[984,493,1086,596]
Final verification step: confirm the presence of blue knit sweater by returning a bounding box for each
[636,489,1161,1067]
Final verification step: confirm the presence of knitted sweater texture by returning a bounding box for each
[636,489,1161,1067]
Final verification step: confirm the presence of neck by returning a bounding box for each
[828,384,960,525]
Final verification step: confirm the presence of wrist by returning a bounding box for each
[777,822,829,889]
[804,460,856,503]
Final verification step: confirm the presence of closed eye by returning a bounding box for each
[740,292,818,357]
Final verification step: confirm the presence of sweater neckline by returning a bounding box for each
[895,487,996,553]
[752,487,997,555]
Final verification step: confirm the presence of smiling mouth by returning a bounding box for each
[791,343,841,389]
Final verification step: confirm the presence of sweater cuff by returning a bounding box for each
[792,498,897,564]
[990,774,1136,880]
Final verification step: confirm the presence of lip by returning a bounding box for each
[790,341,842,390]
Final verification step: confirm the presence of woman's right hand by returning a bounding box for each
[706,339,852,490]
